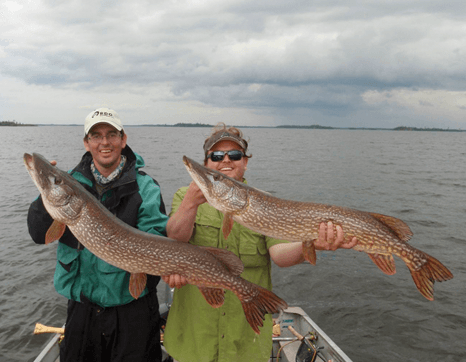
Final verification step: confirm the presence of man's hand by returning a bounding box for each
[162,274,189,289]
[314,221,358,251]
[185,181,207,207]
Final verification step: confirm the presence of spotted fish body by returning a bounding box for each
[183,156,453,301]
[24,153,287,334]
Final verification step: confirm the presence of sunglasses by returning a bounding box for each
[207,150,245,162]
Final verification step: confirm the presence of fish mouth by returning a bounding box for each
[23,153,59,191]
[183,156,215,190]
[183,156,205,177]
[182,155,191,169]
[24,153,35,171]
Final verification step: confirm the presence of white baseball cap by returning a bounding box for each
[84,108,124,135]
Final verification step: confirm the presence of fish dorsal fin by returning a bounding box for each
[200,246,244,276]
[368,212,413,242]
[45,220,66,244]
[198,287,225,308]
[368,253,396,275]
[129,273,147,299]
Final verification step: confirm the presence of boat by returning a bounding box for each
[34,286,352,362]
[270,306,353,362]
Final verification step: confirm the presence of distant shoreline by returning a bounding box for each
[0,121,37,127]
[1,122,464,132]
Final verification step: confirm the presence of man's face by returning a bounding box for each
[205,140,248,181]
[84,123,127,177]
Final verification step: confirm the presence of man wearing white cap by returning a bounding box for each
[28,108,168,362]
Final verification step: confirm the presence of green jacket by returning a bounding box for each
[164,185,288,362]
[27,146,168,307]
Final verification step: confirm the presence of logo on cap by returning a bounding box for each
[92,111,114,118]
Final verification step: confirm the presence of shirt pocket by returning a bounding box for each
[238,229,269,268]
[55,245,81,298]
[192,213,222,248]
[57,244,80,273]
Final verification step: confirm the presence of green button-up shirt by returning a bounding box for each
[164,185,288,362]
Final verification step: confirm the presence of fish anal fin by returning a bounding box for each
[200,246,244,275]
[368,212,413,242]
[302,239,317,265]
[408,254,453,301]
[222,214,234,239]
[129,273,147,299]
[198,287,225,308]
[45,220,66,244]
[368,253,396,275]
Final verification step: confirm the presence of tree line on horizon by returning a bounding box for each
[0,120,36,126]
[1,121,462,131]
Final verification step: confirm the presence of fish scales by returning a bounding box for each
[183,156,453,301]
[24,153,288,334]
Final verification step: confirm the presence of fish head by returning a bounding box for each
[24,153,85,225]
[183,156,248,213]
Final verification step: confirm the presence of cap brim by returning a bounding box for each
[85,120,123,135]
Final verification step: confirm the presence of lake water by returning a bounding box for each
[0,126,464,361]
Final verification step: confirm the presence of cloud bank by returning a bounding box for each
[1,0,466,128]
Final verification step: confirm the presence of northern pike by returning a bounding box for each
[183,156,453,301]
[24,153,287,334]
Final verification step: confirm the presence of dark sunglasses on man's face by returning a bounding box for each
[207,150,245,162]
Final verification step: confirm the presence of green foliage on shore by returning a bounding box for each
[0,121,36,126]
[276,124,334,129]
[173,122,212,127]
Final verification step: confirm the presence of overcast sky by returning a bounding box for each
[1,0,466,128]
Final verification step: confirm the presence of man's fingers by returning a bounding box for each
[173,275,180,289]
[326,221,334,242]
[346,236,358,248]
[335,224,346,242]
[318,222,326,242]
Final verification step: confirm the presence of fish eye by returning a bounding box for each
[213,174,222,181]
[54,177,63,185]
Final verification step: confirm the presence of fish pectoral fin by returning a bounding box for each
[368,212,413,242]
[198,287,225,308]
[368,253,396,275]
[222,214,234,239]
[45,220,66,244]
[129,273,147,299]
[302,240,317,265]
[200,246,244,275]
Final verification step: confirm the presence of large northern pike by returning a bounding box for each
[24,153,287,334]
[183,156,453,301]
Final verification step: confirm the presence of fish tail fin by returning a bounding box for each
[302,239,317,265]
[409,254,453,301]
[241,286,288,334]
